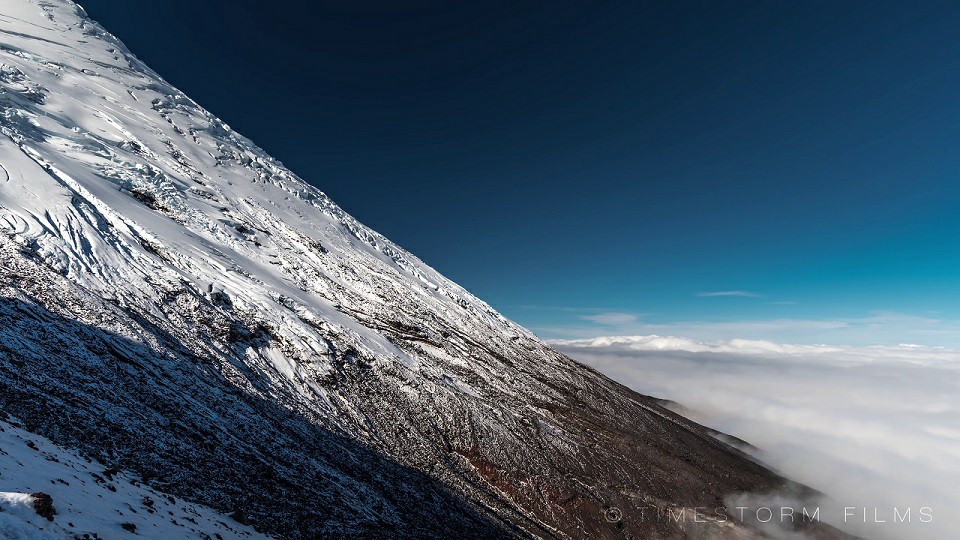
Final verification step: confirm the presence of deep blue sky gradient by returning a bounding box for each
[78,0,960,344]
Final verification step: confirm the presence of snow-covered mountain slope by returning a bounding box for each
[0,1,850,538]
[0,413,268,539]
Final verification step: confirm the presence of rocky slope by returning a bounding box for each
[0,1,843,538]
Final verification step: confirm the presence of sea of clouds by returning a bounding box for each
[552,335,960,539]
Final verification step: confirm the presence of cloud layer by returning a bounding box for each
[553,336,960,539]
[537,311,960,347]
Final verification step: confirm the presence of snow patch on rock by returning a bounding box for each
[0,414,269,539]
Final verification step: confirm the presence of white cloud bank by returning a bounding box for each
[538,311,960,347]
[552,335,960,540]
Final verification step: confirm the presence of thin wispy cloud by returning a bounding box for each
[697,290,762,297]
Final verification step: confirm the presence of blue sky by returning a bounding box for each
[80,0,960,346]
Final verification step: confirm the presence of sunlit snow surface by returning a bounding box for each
[0,0,529,411]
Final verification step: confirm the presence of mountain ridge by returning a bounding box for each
[0,1,848,538]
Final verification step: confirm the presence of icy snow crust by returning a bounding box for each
[0,2,835,539]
